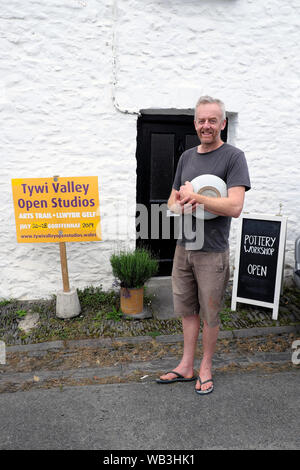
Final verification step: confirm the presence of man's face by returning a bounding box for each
[194,103,226,147]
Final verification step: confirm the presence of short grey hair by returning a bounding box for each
[195,95,226,121]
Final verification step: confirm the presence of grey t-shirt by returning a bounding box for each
[173,143,251,252]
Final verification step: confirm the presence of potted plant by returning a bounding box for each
[110,248,158,316]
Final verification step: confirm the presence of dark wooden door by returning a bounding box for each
[136,113,227,276]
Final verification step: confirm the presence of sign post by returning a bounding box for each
[11,176,101,318]
[59,242,70,293]
[231,213,287,320]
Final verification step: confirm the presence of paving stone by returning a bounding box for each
[7,341,64,353]
[66,338,113,349]
[155,334,183,343]
[248,352,291,363]
[112,336,153,344]
[18,313,39,333]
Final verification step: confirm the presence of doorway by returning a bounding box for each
[136,111,228,275]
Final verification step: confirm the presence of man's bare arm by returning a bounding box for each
[179,184,246,218]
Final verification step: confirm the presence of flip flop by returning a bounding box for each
[156,371,197,384]
[195,377,214,395]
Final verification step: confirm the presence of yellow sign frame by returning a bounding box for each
[11,176,101,243]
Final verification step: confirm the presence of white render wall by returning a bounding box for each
[1,0,300,299]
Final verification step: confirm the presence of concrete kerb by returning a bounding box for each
[6,324,300,354]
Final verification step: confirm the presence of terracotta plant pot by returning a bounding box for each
[120,287,144,315]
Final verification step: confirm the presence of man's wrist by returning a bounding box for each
[169,202,182,214]
[191,192,203,204]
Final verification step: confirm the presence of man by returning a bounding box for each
[156,96,251,394]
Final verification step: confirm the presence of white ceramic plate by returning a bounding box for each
[190,174,227,219]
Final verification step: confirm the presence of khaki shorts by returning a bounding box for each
[172,245,230,327]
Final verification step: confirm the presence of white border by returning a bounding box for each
[231,213,287,320]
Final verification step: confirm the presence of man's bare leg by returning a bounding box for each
[159,314,200,381]
[195,320,219,391]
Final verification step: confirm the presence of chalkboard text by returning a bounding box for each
[247,263,267,277]
[244,234,277,256]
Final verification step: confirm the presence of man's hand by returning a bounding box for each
[179,181,199,213]
[168,187,199,215]
[168,190,184,214]
[179,181,194,201]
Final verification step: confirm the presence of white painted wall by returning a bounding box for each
[1,0,299,299]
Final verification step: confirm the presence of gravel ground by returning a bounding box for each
[0,284,299,346]
[0,331,298,393]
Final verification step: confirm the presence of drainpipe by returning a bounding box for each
[112,0,140,116]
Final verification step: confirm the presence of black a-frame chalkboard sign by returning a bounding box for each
[231,214,287,320]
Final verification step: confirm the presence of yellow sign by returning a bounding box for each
[11,176,102,243]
